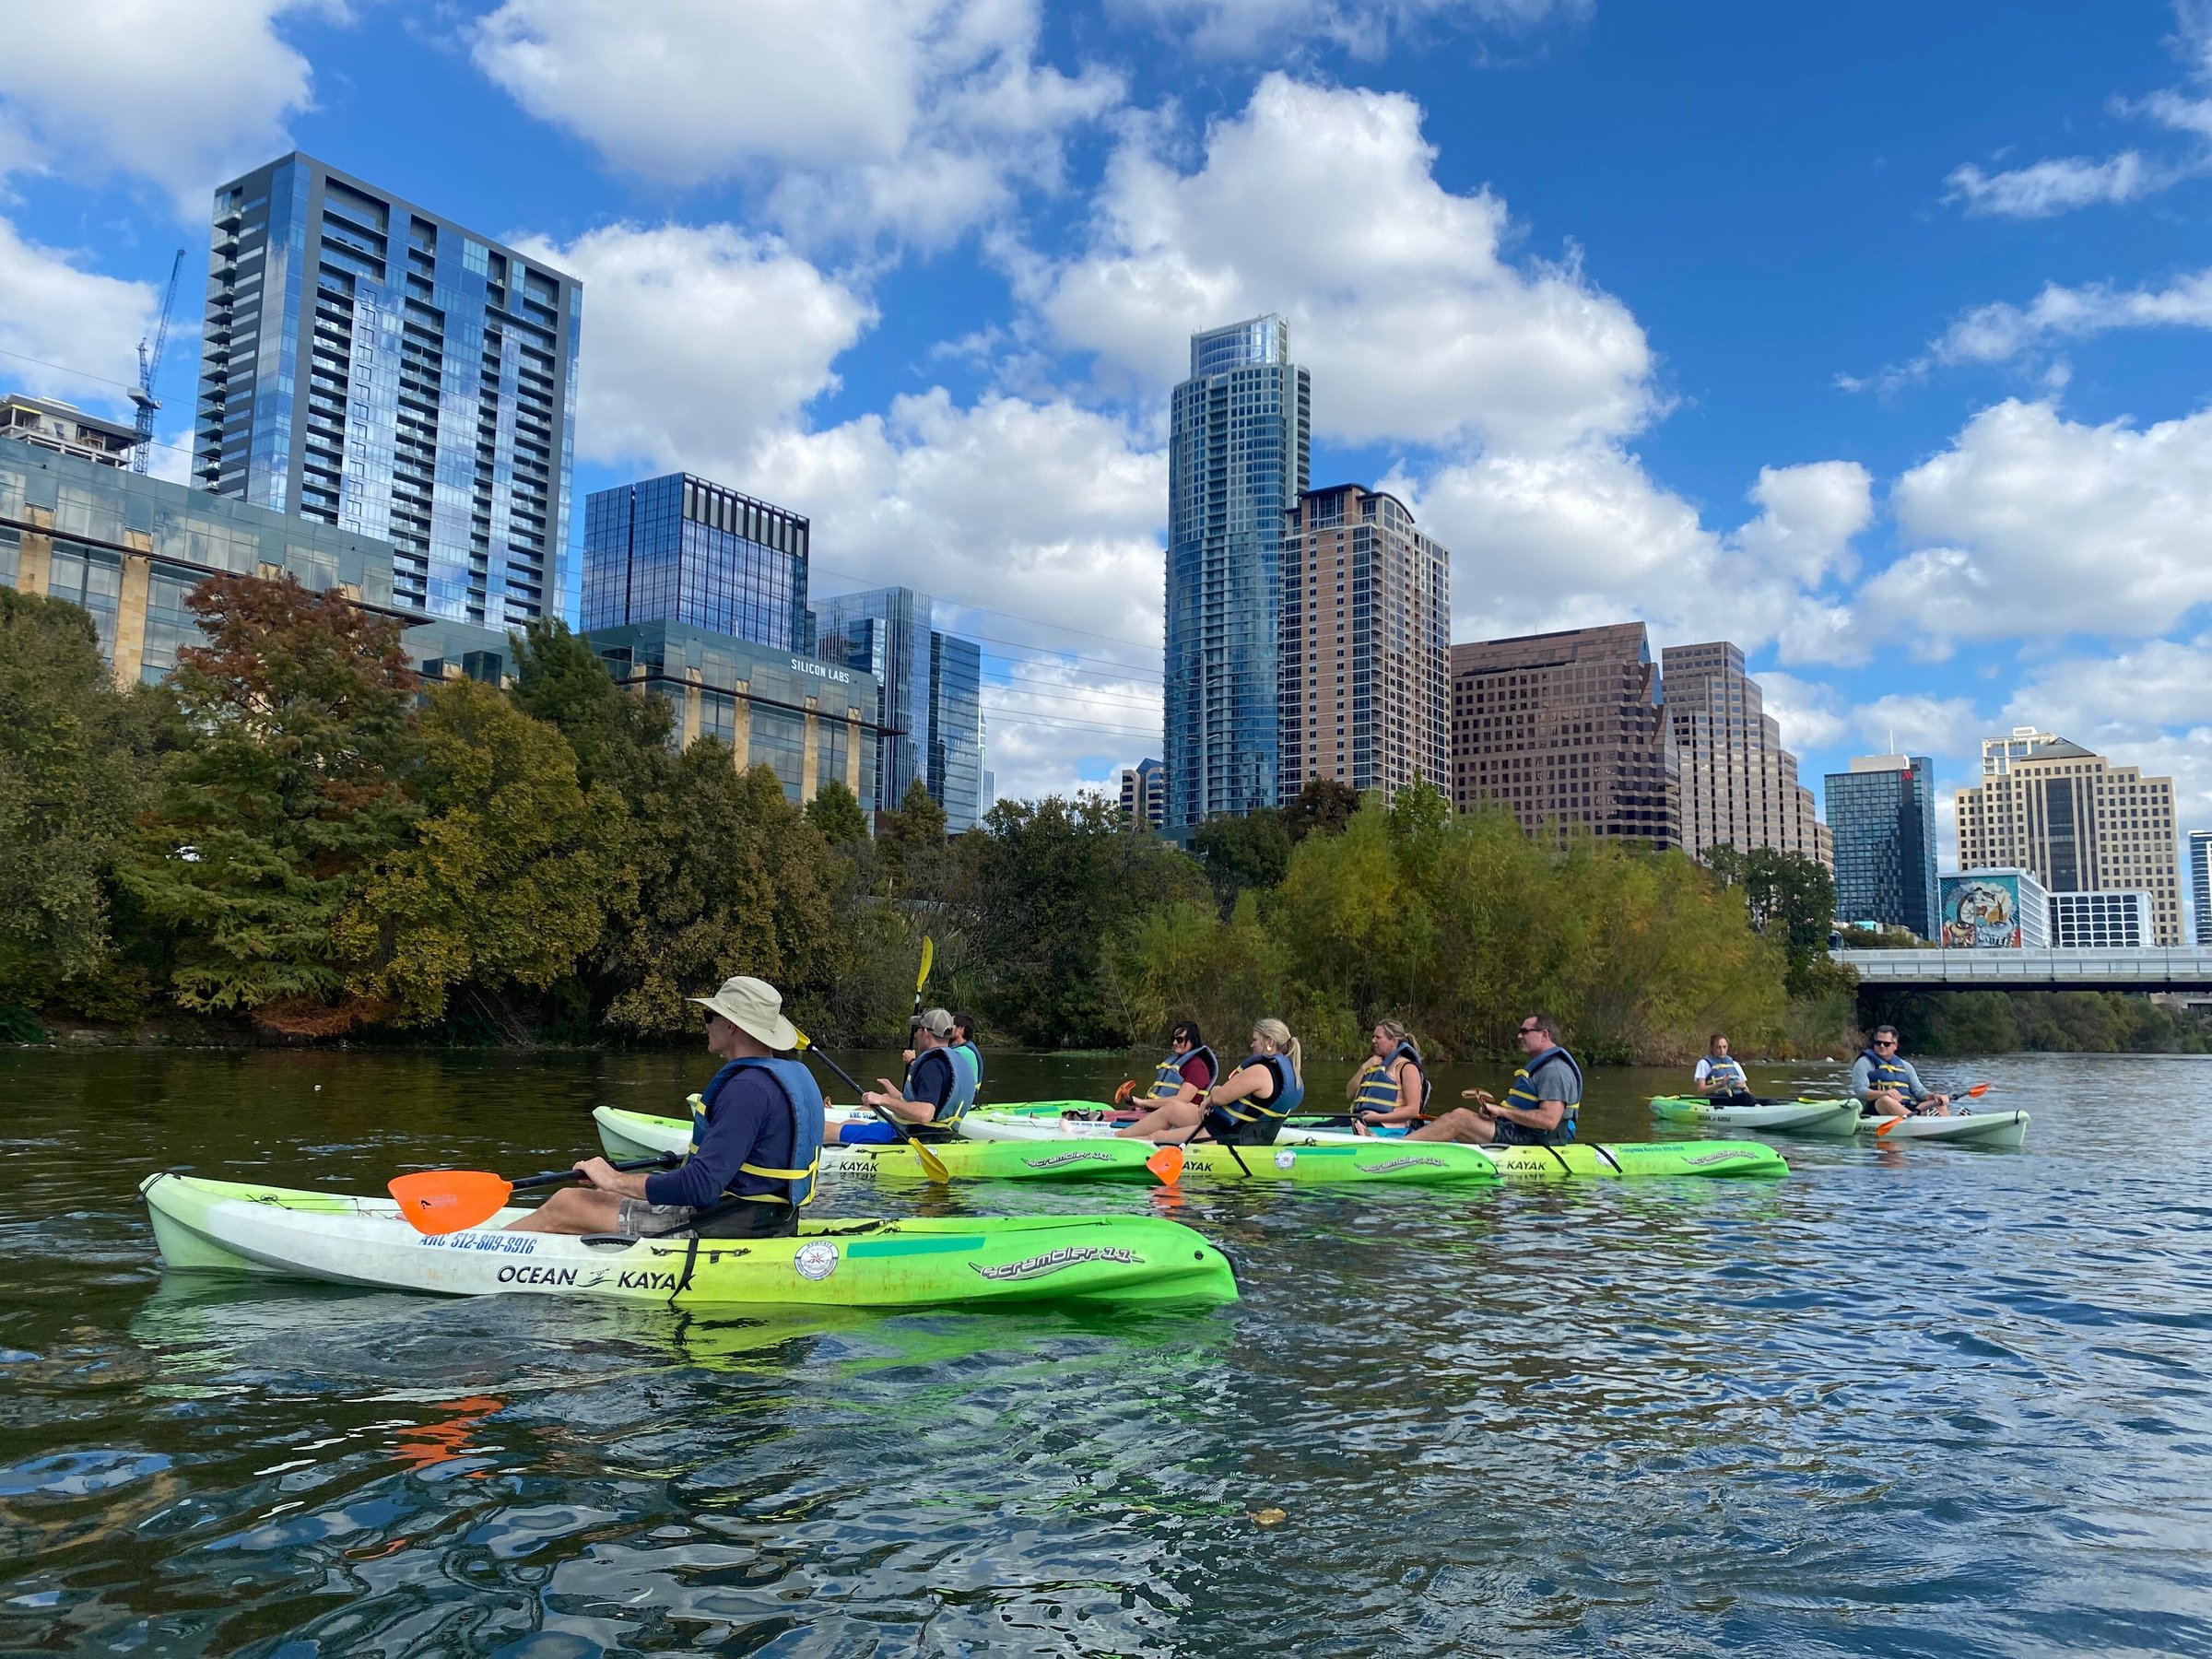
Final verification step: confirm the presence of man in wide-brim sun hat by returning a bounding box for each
[510,975,826,1239]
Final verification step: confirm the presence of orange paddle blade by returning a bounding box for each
[389,1171,515,1235]
[1145,1144,1186,1186]
[1875,1114,1908,1138]
[1964,1082,1992,1099]
[1113,1079,1138,1107]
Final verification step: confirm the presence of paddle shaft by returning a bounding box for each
[514,1155,673,1193]
[795,1033,952,1181]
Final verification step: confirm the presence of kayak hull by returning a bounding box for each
[1649,1097,1862,1136]
[1857,1110,2030,1148]
[139,1173,1237,1307]
[959,1112,1788,1182]
[594,1106,1159,1183]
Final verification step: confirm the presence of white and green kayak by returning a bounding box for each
[1649,1097,1862,1136]
[140,1172,1238,1307]
[958,1111,1789,1182]
[594,1105,1159,1183]
[1855,1109,2030,1148]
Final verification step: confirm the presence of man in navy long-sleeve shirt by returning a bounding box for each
[511,976,820,1239]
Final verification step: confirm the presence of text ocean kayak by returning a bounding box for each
[1649,1097,1861,1135]
[1856,1109,2030,1148]
[959,1112,1788,1181]
[594,1105,1159,1182]
[139,1173,1238,1307]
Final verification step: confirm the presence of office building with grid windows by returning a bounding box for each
[814,586,985,831]
[2049,888,2156,948]
[1280,485,1448,805]
[1954,728,2183,945]
[1447,623,1681,850]
[1165,315,1311,826]
[1824,756,1938,938]
[1660,641,1829,867]
[582,473,809,650]
[192,154,581,631]
[2192,830,2212,946]
[927,629,984,831]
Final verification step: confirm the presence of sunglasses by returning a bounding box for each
[1517,1024,1542,1036]
[1873,1039,1898,1047]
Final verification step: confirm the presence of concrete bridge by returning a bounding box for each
[1832,947,2212,994]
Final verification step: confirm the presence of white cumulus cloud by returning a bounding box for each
[0,218,159,413]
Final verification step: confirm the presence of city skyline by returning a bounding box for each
[2,5,2206,914]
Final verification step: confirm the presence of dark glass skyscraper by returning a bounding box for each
[928,630,983,832]
[582,472,809,650]
[1165,315,1310,826]
[815,585,986,832]
[193,154,581,629]
[1824,756,1938,938]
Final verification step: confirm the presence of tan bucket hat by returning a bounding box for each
[688,975,799,1051]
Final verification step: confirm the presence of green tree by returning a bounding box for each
[338,679,625,1027]
[806,777,870,844]
[0,590,155,1006]
[1192,807,1290,912]
[1282,776,1361,843]
[508,617,674,792]
[123,575,419,1027]
[879,775,947,888]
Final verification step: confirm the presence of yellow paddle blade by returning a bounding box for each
[910,1138,951,1182]
[1145,1144,1185,1186]
[917,935,935,994]
[389,1171,514,1235]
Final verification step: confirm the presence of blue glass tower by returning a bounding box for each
[1824,755,1938,938]
[192,154,582,630]
[1165,315,1311,826]
[927,629,984,832]
[816,586,986,831]
[581,472,809,650]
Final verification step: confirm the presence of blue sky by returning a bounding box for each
[3,0,2208,870]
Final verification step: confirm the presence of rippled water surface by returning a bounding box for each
[5,1045,2211,1655]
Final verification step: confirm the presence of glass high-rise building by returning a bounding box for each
[192,154,582,630]
[1165,315,1311,826]
[816,585,986,830]
[1824,756,1938,938]
[581,472,809,650]
[1660,641,1829,867]
[2187,830,2210,946]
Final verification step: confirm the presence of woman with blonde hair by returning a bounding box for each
[1347,1018,1428,1134]
[1116,1018,1305,1147]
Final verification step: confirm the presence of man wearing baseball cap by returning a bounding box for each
[830,1006,975,1144]
[511,975,824,1238]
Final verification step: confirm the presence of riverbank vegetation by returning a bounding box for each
[4,573,1858,1060]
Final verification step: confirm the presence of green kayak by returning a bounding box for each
[594,1105,1159,1182]
[1649,1097,1862,1136]
[140,1173,1238,1308]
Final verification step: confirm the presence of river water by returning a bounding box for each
[3,1045,2210,1656]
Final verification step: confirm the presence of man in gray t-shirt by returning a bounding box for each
[1850,1024,1952,1120]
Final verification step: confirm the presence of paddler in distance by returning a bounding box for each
[1347,1019,1428,1133]
[1853,1024,1952,1120]
[948,1010,984,1104]
[830,1006,974,1143]
[1694,1033,1759,1106]
[1113,1019,1215,1116]
[510,975,822,1239]
[1116,1019,1303,1146]
[1407,1013,1581,1146]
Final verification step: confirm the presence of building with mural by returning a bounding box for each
[1938,868,2050,949]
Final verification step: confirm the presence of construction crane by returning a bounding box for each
[130,248,187,475]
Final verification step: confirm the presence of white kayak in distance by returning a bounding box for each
[1856,1109,2030,1148]
[1648,1097,1861,1136]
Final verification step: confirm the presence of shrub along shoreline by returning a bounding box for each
[3,575,1860,1063]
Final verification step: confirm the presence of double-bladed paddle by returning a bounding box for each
[1875,1080,1993,1138]
[389,1154,677,1236]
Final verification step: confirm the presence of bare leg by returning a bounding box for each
[1865,1094,1909,1121]
[1406,1108,1499,1145]
[505,1186,625,1234]
[1115,1099,1206,1142]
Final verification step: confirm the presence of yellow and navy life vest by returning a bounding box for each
[906,1045,976,1127]
[1216,1051,1306,1124]
[686,1055,824,1208]
[1148,1044,1217,1100]
[1503,1046,1583,1140]
[1353,1041,1431,1117]
[1859,1049,1918,1099]
[1702,1055,1747,1089]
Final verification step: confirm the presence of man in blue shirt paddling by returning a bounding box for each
[509,975,824,1239]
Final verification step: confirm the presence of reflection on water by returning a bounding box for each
[3,1047,2211,1653]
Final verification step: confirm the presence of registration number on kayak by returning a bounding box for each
[421,1231,537,1254]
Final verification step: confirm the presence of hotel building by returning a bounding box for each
[1659,641,1829,867]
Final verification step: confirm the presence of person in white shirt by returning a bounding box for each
[1692,1033,1758,1107]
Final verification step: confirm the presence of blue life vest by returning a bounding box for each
[1353,1041,1430,1117]
[1503,1046,1582,1140]
[1859,1050,1919,1099]
[949,1040,983,1100]
[1701,1055,1747,1089]
[906,1045,975,1127]
[685,1055,824,1208]
[1148,1044,1216,1100]
[1217,1051,1305,1124]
